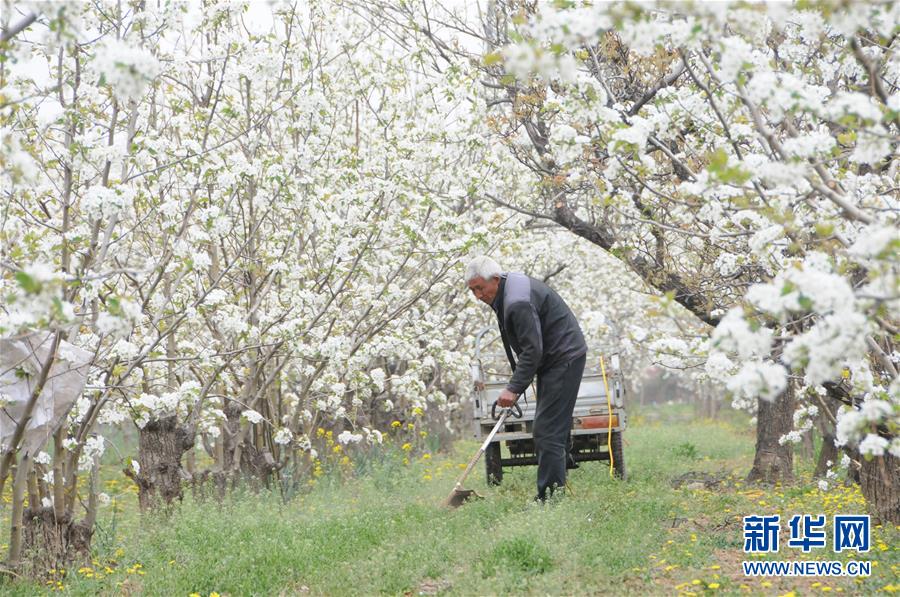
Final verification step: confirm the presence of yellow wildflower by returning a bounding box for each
[391,421,401,428]
[401,443,412,451]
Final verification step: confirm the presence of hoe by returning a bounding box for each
[443,402,522,508]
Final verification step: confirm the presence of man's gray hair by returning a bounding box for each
[465,255,502,282]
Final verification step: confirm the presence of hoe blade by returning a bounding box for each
[443,487,483,509]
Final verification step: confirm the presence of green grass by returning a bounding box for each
[3,403,897,595]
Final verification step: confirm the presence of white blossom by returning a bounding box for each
[242,410,264,425]
[850,125,892,165]
[858,434,889,457]
[78,435,105,472]
[337,430,363,445]
[779,430,803,445]
[611,117,652,150]
[93,38,160,102]
[111,339,140,360]
[726,360,787,402]
[273,428,293,445]
[849,224,898,261]
[890,439,900,458]
[711,308,773,360]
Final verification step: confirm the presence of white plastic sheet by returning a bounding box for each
[0,332,92,455]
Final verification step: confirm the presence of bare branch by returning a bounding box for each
[1,12,37,44]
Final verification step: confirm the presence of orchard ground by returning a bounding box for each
[2,403,897,596]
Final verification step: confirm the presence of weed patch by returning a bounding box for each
[481,537,554,577]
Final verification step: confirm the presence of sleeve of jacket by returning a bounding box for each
[505,302,543,394]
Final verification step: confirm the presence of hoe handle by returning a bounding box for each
[451,408,510,490]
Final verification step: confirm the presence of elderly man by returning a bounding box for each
[466,255,587,501]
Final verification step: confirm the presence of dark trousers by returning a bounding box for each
[533,353,586,500]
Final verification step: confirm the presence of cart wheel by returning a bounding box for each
[485,441,503,485]
[611,431,626,480]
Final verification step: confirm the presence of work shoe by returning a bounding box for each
[534,483,566,505]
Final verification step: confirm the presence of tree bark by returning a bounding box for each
[7,455,30,567]
[19,508,92,575]
[858,451,900,525]
[813,399,840,478]
[800,429,815,461]
[126,416,194,511]
[814,430,839,479]
[746,383,795,484]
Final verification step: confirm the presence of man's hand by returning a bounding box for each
[497,388,518,408]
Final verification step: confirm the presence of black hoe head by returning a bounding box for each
[443,487,483,509]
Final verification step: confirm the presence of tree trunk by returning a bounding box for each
[814,429,839,478]
[19,508,92,575]
[126,416,194,511]
[857,451,900,524]
[746,383,795,484]
[800,429,815,461]
[813,396,840,479]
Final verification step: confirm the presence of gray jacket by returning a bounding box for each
[491,272,587,395]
